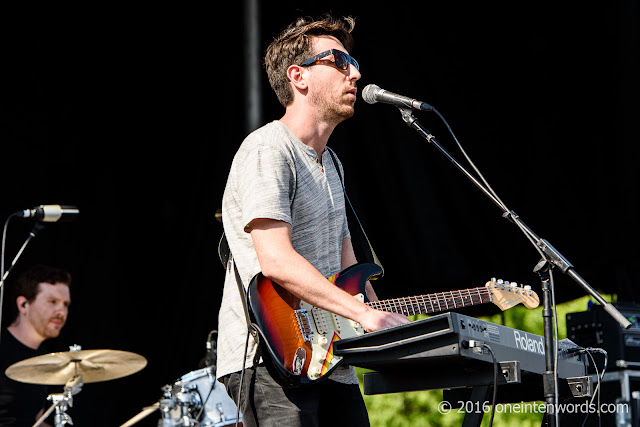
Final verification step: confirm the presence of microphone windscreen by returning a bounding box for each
[362,84,381,104]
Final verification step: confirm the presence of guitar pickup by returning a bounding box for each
[295,309,315,342]
[311,307,330,335]
[332,313,342,333]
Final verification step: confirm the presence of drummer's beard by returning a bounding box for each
[31,314,66,341]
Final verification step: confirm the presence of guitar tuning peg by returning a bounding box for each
[524,285,532,290]
[497,279,504,284]
[504,281,511,286]
[491,277,496,282]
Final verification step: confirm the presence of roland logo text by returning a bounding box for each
[513,330,545,354]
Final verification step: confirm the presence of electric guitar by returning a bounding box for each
[247,263,539,386]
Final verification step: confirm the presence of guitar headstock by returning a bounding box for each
[486,279,540,310]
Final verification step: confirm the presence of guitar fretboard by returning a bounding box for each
[367,287,493,316]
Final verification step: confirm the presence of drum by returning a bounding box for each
[169,367,242,427]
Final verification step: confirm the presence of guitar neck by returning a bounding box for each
[367,287,492,316]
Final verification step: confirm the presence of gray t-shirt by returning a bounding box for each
[217,120,357,384]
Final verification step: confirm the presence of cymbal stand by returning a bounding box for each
[33,375,84,427]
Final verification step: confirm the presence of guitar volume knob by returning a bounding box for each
[317,336,328,346]
[309,367,322,378]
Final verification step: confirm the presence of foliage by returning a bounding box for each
[357,294,613,426]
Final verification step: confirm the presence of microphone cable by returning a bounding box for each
[431,107,566,424]
[0,212,20,345]
[580,347,608,427]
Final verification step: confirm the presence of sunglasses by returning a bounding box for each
[300,49,360,72]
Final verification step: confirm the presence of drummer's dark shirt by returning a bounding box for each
[0,328,51,427]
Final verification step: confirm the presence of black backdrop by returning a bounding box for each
[2,2,639,425]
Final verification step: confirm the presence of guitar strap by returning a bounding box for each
[218,232,262,358]
[326,147,384,278]
[218,245,260,346]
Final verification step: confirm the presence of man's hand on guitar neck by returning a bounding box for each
[358,306,410,332]
[340,237,411,331]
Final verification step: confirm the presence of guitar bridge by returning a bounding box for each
[295,309,315,342]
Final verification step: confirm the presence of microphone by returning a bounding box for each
[362,84,434,111]
[205,330,218,370]
[18,205,79,222]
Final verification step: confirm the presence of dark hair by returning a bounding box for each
[265,15,356,107]
[7,264,72,322]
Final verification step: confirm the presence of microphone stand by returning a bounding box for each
[0,221,46,343]
[2,222,46,283]
[396,107,631,426]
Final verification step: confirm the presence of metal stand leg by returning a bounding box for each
[462,385,491,427]
[535,260,557,427]
[32,375,83,427]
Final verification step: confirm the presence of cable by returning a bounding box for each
[581,350,601,427]
[0,213,19,344]
[482,343,499,427]
[468,340,499,426]
[579,347,608,427]
[196,383,215,422]
[229,256,261,427]
[431,108,550,263]
[432,109,509,213]
[235,326,252,427]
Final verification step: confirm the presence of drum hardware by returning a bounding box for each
[5,344,147,427]
[157,385,177,427]
[122,366,242,427]
[33,374,83,427]
[121,331,241,427]
[212,402,229,426]
[174,382,202,426]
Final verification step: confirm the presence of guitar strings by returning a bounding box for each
[366,287,493,316]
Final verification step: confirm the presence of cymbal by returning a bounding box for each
[5,349,147,385]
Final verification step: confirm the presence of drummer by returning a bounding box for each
[0,264,72,427]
